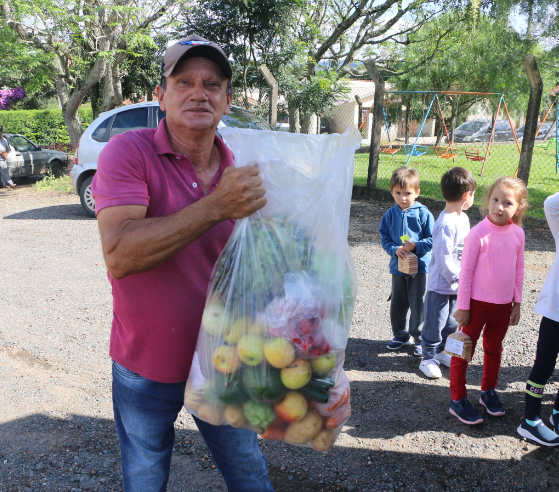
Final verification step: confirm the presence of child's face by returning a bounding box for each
[488,185,519,226]
[391,185,420,211]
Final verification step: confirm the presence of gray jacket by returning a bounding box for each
[426,210,471,295]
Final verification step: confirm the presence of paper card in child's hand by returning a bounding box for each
[445,337,464,356]
[400,234,411,244]
[444,331,472,361]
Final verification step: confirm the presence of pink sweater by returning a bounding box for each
[457,217,525,310]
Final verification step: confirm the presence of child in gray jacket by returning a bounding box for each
[419,167,476,379]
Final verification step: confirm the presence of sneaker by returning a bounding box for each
[479,388,505,416]
[435,351,452,367]
[517,418,559,447]
[419,359,442,378]
[551,414,559,434]
[449,397,484,425]
[413,344,422,357]
[387,337,411,350]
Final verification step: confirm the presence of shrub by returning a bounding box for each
[0,108,93,148]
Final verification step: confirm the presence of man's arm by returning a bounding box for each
[97,165,266,279]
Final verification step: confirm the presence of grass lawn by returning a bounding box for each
[354,142,559,219]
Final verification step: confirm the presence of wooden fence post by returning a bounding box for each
[364,60,385,198]
[518,54,543,185]
[258,64,278,128]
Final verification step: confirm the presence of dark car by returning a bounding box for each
[447,119,515,143]
[516,122,554,140]
[2,133,69,179]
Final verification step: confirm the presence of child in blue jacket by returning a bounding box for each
[379,167,434,356]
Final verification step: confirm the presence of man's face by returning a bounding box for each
[157,57,232,133]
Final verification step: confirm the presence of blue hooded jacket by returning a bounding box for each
[379,201,434,275]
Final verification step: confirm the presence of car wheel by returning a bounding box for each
[79,176,96,218]
[49,160,62,178]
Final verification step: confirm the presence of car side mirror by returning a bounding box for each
[37,146,42,150]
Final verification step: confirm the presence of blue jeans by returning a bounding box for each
[421,290,458,360]
[112,361,275,492]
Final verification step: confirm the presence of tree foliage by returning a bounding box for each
[182,0,453,132]
[1,0,187,147]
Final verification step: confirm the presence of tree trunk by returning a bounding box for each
[449,97,459,145]
[435,127,443,147]
[90,81,102,120]
[100,60,124,114]
[518,54,543,185]
[301,112,316,134]
[526,0,534,39]
[59,57,108,148]
[364,60,385,196]
[355,95,363,133]
[288,100,301,133]
[138,73,154,102]
[404,101,411,144]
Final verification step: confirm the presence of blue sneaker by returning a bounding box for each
[449,397,483,425]
[479,387,505,416]
[413,344,422,357]
[387,337,411,350]
[551,414,558,434]
[517,418,559,447]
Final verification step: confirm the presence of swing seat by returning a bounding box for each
[380,142,401,154]
[403,144,427,156]
[465,148,490,162]
[435,146,459,160]
[536,137,557,149]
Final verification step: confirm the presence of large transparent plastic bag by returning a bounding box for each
[184,126,361,452]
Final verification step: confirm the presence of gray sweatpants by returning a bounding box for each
[390,273,426,343]
[421,290,458,361]
[0,164,12,186]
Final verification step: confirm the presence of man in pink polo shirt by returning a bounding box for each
[92,35,274,491]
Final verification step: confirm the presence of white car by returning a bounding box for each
[70,101,272,217]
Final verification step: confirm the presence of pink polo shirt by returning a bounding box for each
[457,217,525,310]
[92,118,235,383]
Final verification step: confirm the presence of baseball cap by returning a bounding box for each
[162,35,232,79]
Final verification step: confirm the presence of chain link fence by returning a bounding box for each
[232,83,558,220]
[353,93,559,220]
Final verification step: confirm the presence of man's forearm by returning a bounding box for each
[99,196,224,279]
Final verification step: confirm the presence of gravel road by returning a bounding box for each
[1,179,558,492]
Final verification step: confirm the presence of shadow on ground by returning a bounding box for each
[1,410,558,492]
[3,204,93,220]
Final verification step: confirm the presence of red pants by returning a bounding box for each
[450,299,512,401]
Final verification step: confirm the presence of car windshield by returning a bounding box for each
[457,122,474,131]
[9,135,37,151]
[221,107,273,130]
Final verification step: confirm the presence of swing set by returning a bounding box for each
[532,99,559,173]
[378,91,521,174]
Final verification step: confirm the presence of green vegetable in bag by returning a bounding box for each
[242,366,286,404]
[242,400,277,433]
[213,372,247,405]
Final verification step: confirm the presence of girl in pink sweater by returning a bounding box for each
[449,176,527,425]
